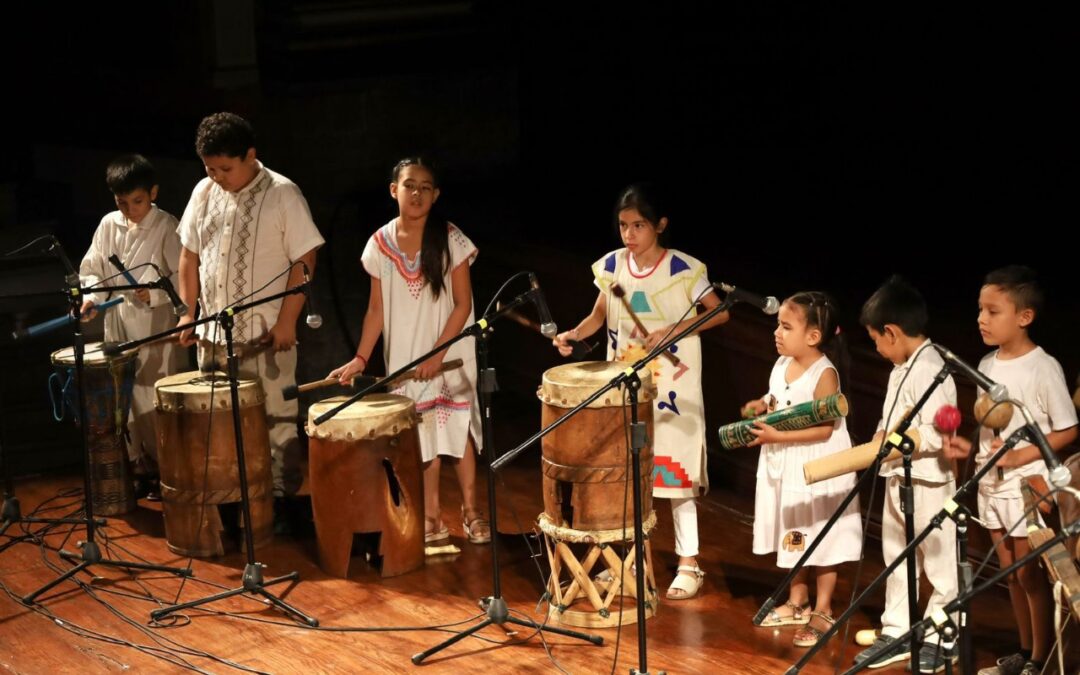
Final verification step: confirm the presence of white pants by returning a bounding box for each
[671,497,699,558]
[880,476,958,644]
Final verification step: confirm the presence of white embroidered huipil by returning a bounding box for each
[360,219,481,462]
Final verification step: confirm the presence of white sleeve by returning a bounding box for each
[1040,356,1079,432]
[279,183,325,262]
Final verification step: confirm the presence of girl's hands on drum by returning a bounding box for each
[414,353,445,380]
[330,356,366,386]
[644,326,673,350]
[552,329,579,357]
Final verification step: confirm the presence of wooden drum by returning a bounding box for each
[50,342,138,516]
[538,361,655,531]
[537,361,659,628]
[306,394,424,578]
[154,372,273,557]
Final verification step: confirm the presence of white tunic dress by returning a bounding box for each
[752,355,863,568]
[361,219,482,462]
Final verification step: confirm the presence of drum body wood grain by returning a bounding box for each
[155,372,273,557]
[307,394,424,578]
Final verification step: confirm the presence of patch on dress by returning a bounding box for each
[782,530,807,552]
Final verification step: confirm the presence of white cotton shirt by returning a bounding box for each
[177,163,324,344]
[876,339,957,483]
[975,346,1078,496]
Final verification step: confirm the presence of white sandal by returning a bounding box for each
[666,565,705,600]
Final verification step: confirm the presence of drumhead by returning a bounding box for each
[539,360,655,409]
[306,394,418,441]
[154,371,264,412]
[51,342,136,367]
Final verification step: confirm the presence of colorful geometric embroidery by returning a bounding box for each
[603,253,617,274]
[669,254,691,276]
[415,381,471,429]
[630,291,652,314]
[652,456,692,488]
[657,390,680,415]
[374,225,424,299]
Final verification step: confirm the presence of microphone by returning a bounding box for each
[154,275,188,317]
[528,273,557,338]
[107,254,139,285]
[932,344,1009,403]
[714,282,780,315]
[1017,404,1073,488]
[301,262,322,329]
[47,235,81,286]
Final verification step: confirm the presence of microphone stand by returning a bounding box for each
[20,278,192,605]
[757,358,951,673]
[491,295,736,675]
[311,276,603,662]
[106,281,319,626]
[784,419,1030,674]
[836,504,1080,675]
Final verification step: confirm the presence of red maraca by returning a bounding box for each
[934,404,962,435]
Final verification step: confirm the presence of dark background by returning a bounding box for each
[1,2,1077,478]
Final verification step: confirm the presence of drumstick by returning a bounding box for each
[497,301,597,359]
[283,358,465,401]
[610,282,680,366]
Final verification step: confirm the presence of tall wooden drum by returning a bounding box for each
[537,361,659,628]
[50,342,138,516]
[306,394,424,578]
[154,372,273,557]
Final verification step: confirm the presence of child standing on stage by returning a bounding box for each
[552,183,728,600]
[943,266,1077,675]
[747,292,862,646]
[855,276,959,673]
[79,154,186,499]
[330,158,489,545]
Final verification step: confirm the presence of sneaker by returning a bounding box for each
[976,653,1028,675]
[1018,661,1042,675]
[917,642,958,673]
[854,634,912,669]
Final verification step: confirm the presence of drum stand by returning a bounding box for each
[22,283,192,605]
[108,284,319,626]
[491,295,735,675]
[410,304,604,665]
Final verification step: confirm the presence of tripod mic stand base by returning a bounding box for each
[149,562,318,627]
[21,539,193,605]
[411,595,604,665]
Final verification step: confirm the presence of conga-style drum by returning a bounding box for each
[537,361,659,628]
[50,342,138,516]
[306,394,424,578]
[538,361,655,531]
[154,372,273,557]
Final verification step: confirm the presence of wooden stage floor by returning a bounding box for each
[0,460,1063,674]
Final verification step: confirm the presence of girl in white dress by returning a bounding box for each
[552,183,729,600]
[747,292,862,646]
[330,158,487,545]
